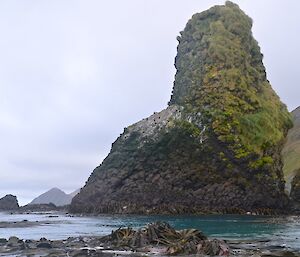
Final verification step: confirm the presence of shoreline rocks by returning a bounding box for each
[0,222,230,256]
[0,219,61,228]
[70,202,293,216]
[0,222,299,257]
[100,222,229,256]
[19,202,61,212]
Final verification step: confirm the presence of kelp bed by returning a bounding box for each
[100,221,229,256]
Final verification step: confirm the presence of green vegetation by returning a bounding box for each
[170,1,292,169]
[175,120,202,138]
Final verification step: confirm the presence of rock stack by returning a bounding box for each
[71,1,292,214]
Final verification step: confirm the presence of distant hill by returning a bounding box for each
[29,188,79,207]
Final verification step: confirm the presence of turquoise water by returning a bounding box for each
[0,212,299,251]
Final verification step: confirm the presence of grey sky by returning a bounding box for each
[0,0,299,205]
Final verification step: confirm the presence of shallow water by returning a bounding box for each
[0,212,299,251]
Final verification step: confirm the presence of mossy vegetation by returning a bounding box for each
[170,1,292,169]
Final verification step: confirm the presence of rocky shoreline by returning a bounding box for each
[1,237,299,257]
[70,202,297,216]
[0,222,299,257]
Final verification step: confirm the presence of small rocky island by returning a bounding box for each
[71,1,293,215]
[0,195,19,211]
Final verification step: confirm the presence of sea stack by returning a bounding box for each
[70,1,292,214]
[0,194,19,210]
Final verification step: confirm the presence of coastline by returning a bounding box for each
[1,231,299,257]
[0,211,299,257]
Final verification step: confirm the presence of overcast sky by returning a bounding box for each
[0,0,299,205]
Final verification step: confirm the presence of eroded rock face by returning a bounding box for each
[282,107,300,198]
[291,172,300,203]
[0,195,19,211]
[70,2,291,214]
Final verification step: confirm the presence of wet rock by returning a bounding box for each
[0,222,299,257]
[102,222,227,256]
[7,236,20,245]
[261,251,299,257]
[37,242,52,248]
[72,249,92,257]
[0,238,7,244]
[201,239,229,256]
[6,236,26,250]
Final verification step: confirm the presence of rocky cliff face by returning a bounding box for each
[0,195,19,210]
[282,107,300,204]
[70,2,292,214]
[291,172,300,203]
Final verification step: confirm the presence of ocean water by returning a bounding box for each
[0,212,299,251]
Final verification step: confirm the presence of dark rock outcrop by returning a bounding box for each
[0,195,19,211]
[282,107,300,213]
[20,203,58,212]
[70,2,292,214]
[282,107,300,201]
[291,171,300,203]
[0,230,298,257]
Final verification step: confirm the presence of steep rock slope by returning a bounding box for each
[282,107,300,202]
[0,195,19,210]
[69,189,80,198]
[291,173,300,204]
[71,2,292,214]
[30,188,73,206]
